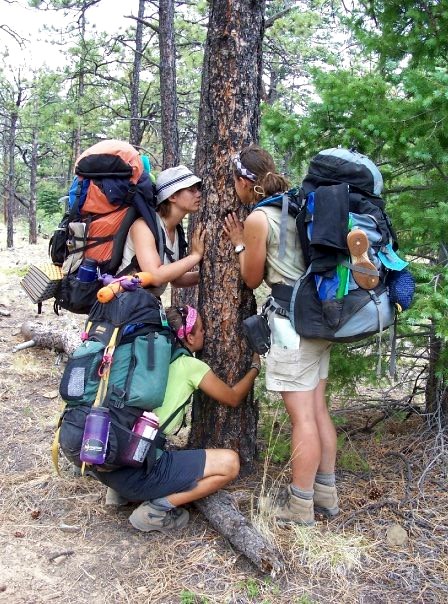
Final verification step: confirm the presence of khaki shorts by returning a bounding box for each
[265,315,331,392]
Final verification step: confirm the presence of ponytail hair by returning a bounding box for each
[237,145,290,198]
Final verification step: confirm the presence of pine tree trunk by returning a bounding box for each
[28,128,38,245]
[6,110,18,248]
[159,0,179,168]
[129,0,145,146]
[188,0,265,472]
[425,325,448,425]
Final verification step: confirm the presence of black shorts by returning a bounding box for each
[92,449,206,502]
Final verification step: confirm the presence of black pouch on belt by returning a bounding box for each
[242,314,271,355]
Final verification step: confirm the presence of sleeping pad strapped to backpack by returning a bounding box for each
[256,148,414,344]
[45,139,187,315]
[54,287,190,473]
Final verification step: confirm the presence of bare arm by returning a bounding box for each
[171,271,199,288]
[197,353,260,407]
[131,219,204,287]
[224,211,268,289]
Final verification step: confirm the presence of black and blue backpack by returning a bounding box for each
[256,148,415,345]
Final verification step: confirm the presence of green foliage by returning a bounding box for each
[1,266,29,278]
[295,596,315,604]
[327,342,381,396]
[242,578,260,599]
[337,434,370,472]
[259,412,291,464]
[37,181,66,217]
[179,590,210,604]
[258,379,290,464]
[348,0,448,70]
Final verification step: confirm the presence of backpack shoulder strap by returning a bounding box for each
[171,345,192,363]
[253,189,303,260]
[176,223,188,259]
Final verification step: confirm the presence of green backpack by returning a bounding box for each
[53,287,190,473]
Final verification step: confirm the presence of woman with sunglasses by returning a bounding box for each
[99,305,261,533]
[117,165,205,298]
[223,145,338,526]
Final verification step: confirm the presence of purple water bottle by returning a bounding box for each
[123,412,159,466]
[80,407,110,465]
[77,258,98,282]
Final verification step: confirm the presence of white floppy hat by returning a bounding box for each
[155,165,201,205]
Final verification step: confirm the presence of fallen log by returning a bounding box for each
[19,319,284,576]
[194,491,283,576]
[20,318,82,355]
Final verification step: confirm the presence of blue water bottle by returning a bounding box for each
[77,258,98,282]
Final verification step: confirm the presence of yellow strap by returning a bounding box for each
[51,427,61,476]
[92,326,120,408]
[54,327,120,477]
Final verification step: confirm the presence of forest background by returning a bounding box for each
[0,1,447,603]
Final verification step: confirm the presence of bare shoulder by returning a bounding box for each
[244,209,268,239]
[131,217,155,240]
[245,209,268,227]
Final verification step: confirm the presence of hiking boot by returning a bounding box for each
[273,485,315,526]
[105,487,129,507]
[313,483,339,517]
[347,229,379,290]
[129,501,189,533]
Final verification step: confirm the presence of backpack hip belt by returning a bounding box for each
[269,283,294,317]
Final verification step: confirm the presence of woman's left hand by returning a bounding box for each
[224,212,244,246]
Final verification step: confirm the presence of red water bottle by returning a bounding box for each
[123,412,159,466]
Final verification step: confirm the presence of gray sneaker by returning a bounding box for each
[273,485,315,526]
[129,501,189,533]
[313,483,339,517]
[105,487,130,507]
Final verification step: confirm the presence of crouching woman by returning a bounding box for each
[96,305,261,533]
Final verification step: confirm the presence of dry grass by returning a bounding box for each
[1,223,447,603]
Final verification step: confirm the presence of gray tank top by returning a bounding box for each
[254,206,305,287]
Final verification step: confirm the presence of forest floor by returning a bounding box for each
[0,221,447,604]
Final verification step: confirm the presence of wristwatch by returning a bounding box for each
[250,362,261,374]
[234,244,245,255]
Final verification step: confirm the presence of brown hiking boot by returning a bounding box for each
[273,485,315,526]
[347,228,379,290]
[129,501,189,533]
[313,483,339,517]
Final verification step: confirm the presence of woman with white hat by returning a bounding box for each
[117,165,205,298]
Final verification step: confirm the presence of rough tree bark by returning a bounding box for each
[424,246,448,425]
[188,0,265,473]
[158,0,180,168]
[6,108,18,248]
[28,128,38,244]
[129,0,145,147]
[425,326,448,424]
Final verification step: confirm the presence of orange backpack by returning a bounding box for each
[45,140,185,314]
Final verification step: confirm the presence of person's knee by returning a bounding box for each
[224,449,240,479]
[206,449,239,480]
